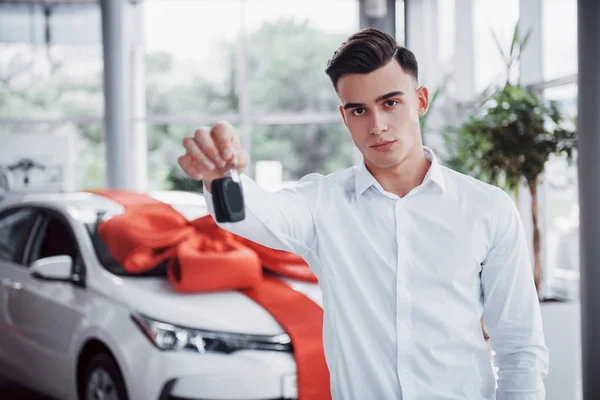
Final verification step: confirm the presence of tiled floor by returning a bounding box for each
[0,375,52,400]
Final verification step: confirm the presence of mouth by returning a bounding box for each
[369,140,397,151]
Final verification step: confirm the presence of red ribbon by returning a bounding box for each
[89,189,330,399]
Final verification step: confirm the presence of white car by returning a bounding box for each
[0,190,321,400]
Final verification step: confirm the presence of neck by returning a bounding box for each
[366,146,431,198]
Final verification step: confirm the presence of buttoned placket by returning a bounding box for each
[394,196,415,400]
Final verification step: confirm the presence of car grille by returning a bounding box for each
[159,377,297,400]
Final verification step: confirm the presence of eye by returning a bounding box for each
[351,108,366,116]
[384,100,398,107]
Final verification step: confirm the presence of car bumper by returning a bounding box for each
[122,334,298,400]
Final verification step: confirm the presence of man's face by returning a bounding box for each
[337,60,429,170]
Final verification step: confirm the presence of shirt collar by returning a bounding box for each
[354,146,446,199]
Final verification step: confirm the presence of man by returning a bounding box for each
[179,28,549,400]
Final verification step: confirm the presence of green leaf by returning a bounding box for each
[443,77,577,191]
[520,29,533,54]
[509,22,519,59]
[491,28,509,67]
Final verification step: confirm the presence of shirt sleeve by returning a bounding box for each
[480,191,550,400]
[203,173,321,270]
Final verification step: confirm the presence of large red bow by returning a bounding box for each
[89,189,330,399]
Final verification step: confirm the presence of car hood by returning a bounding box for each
[112,275,322,336]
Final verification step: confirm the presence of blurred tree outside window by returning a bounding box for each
[1,1,387,191]
[0,41,105,190]
[145,0,360,189]
[0,44,103,121]
[245,19,347,114]
[251,122,353,181]
[143,0,240,116]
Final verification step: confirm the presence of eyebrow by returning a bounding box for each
[343,91,405,110]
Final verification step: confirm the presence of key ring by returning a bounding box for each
[225,150,241,184]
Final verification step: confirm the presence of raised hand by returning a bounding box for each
[178,121,249,191]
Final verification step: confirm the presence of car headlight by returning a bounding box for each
[131,313,293,354]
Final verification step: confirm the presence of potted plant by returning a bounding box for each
[444,24,578,300]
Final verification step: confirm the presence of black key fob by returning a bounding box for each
[211,169,245,223]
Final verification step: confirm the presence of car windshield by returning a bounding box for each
[85,222,168,277]
[85,202,207,278]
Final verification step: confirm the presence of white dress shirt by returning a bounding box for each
[204,147,549,400]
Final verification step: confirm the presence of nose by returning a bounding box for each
[368,111,388,135]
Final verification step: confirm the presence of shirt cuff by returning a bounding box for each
[202,182,216,217]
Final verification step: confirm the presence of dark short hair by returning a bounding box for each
[325,28,419,91]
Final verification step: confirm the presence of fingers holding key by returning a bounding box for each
[218,129,248,172]
[193,127,227,169]
[180,121,248,181]
[183,136,215,173]
[178,153,204,180]
[210,121,236,162]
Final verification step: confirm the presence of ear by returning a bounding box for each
[416,86,429,117]
[338,105,348,127]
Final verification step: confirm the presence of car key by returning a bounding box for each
[211,152,245,223]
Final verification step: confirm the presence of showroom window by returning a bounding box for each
[1,0,403,191]
[143,0,241,117]
[251,122,353,181]
[0,2,104,190]
[395,0,405,45]
[542,0,577,81]
[473,0,519,93]
[542,82,579,299]
[144,0,361,188]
